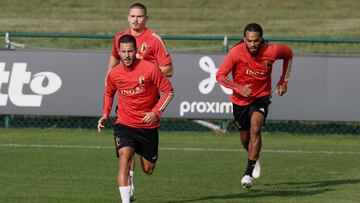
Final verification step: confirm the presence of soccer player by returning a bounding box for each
[97,34,174,203]
[106,3,173,80]
[105,3,173,200]
[216,23,293,189]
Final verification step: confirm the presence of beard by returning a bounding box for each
[121,58,135,67]
[247,47,259,57]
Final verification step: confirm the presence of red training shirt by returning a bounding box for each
[216,42,293,106]
[112,28,172,67]
[103,59,174,128]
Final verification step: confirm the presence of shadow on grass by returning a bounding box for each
[165,179,360,203]
[264,178,360,188]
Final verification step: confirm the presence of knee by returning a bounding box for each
[251,124,262,136]
[142,164,155,175]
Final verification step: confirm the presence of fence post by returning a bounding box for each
[4,32,12,49]
[223,35,228,53]
[220,120,231,132]
[4,116,10,128]
[221,35,230,132]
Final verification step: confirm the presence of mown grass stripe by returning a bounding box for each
[1,143,359,155]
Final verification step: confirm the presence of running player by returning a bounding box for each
[216,23,293,189]
[105,3,173,200]
[98,34,174,203]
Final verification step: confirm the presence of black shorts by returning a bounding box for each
[113,123,159,163]
[232,96,271,130]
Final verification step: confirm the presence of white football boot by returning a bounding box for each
[241,175,253,189]
[252,159,261,179]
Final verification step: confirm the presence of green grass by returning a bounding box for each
[1,0,360,37]
[1,0,360,53]
[0,128,359,203]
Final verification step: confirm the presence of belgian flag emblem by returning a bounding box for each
[140,42,148,53]
[138,76,145,85]
[264,60,272,69]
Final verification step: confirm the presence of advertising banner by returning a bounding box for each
[1,49,360,121]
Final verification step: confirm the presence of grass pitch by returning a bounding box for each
[0,128,359,203]
[1,0,360,53]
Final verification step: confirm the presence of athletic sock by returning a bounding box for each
[129,170,134,195]
[119,186,131,203]
[244,159,257,176]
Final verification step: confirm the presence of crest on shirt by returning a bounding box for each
[138,76,145,85]
[140,42,148,53]
[264,60,272,69]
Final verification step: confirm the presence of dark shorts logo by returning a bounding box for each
[115,137,121,147]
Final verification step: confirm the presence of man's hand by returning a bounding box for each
[142,112,158,124]
[235,84,252,97]
[276,82,288,96]
[97,116,109,133]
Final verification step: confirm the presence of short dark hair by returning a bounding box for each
[118,34,137,49]
[243,23,263,37]
[129,3,147,16]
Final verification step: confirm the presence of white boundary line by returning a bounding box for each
[0,143,359,155]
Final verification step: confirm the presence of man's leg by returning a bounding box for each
[118,147,134,203]
[248,111,264,161]
[137,127,158,176]
[129,156,135,201]
[241,111,264,188]
[140,156,156,175]
[240,129,250,151]
[249,111,264,179]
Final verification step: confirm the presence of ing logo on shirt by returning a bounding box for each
[120,87,145,95]
[138,76,145,85]
[140,42,148,53]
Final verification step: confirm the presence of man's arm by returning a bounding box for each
[98,73,116,132]
[159,63,174,77]
[275,45,293,96]
[216,52,252,97]
[97,116,109,133]
[105,35,121,85]
[150,67,174,118]
[151,33,174,77]
[105,55,120,85]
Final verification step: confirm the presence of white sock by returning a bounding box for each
[129,171,134,195]
[119,186,131,203]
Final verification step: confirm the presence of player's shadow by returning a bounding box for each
[164,179,360,203]
[263,178,360,189]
